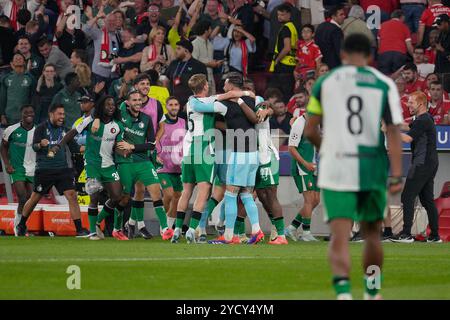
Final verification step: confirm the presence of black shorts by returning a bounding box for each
[34,169,76,195]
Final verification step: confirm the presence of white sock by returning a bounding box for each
[251,223,261,234]
[137,221,145,229]
[188,227,195,234]
[167,217,175,229]
[224,228,234,241]
[199,227,206,235]
[113,228,120,232]
[128,218,136,226]
[287,225,296,232]
[217,220,225,228]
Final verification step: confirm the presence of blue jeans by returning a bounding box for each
[401,4,425,33]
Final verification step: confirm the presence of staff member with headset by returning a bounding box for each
[392,91,442,243]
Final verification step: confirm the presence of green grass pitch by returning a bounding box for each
[0,237,449,300]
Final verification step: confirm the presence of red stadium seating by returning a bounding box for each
[427,182,450,242]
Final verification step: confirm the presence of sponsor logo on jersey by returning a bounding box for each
[124,127,144,137]
[16,133,22,138]
[111,127,117,134]
[36,185,43,192]
[138,122,144,129]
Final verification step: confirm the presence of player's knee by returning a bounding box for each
[65,190,78,201]
[119,194,131,207]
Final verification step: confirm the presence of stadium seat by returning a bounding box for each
[427,182,450,242]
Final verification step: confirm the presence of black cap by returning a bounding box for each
[176,39,193,54]
[78,94,95,103]
[434,14,449,26]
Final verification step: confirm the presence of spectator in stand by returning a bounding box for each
[200,0,227,31]
[126,0,149,28]
[141,25,174,73]
[402,63,427,94]
[37,38,74,80]
[377,10,414,75]
[359,0,399,23]
[2,0,41,31]
[395,76,412,122]
[0,15,16,67]
[322,0,347,12]
[15,4,47,51]
[164,39,207,108]
[418,0,450,47]
[213,24,255,77]
[286,89,309,118]
[192,20,222,95]
[168,2,200,50]
[294,24,322,82]
[82,10,119,87]
[160,0,180,24]
[0,52,35,127]
[137,3,169,42]
[413,46,435,78]
[227,0,254,34]
[70,49,88,67]
[50,72,82,128]
[269,99,292,147]
[109,62,139,103]
[341,5,375,49]
[33,63,63,124]
[316,63,329,77]
[424,73,449,99]
[315,4,345,70]
[114,27,144,71]
[428,81,450,124]
[400,0,427,34]
[55,1,86,58]
[425,29,440,64]
[435,14,450,92]
[16,35,44,78]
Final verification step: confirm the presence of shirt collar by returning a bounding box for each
[330,19,341,29]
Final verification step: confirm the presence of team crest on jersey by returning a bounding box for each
[308,181,313,188]
[36,185,43,192]
[22,79,29,86]
[161,179,167,186]
[138,122,144,129]
[111,127,117,134]
[32,60,38,68]
[16,133,22,138]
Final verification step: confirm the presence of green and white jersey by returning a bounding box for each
[116,103,155,164]
[183,95,227,157]
[2,123,36,176]
[75,116,123,168]
[255,96,279,165]
[307,65,403,191]
[288,115,316,176]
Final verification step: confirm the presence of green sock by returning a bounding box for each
[302,218,311,231]
[114,209,123,230]
[291,214,302,228]
[88,207,98,233]
[154,201,168,229]
[189,211,202,229]
[333,276,351,296]
[273,217,285,236]
[205,198,219,218]
[97,204,114,224]
[234,216,245,235]
[132,200,145,221]
[364,273,383,297]
[176,211,185,229]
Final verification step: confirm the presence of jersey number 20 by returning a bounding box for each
[347,95,363,135]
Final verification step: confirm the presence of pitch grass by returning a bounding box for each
[0,237,449,300]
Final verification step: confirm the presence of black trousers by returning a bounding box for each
[401,163,439,237]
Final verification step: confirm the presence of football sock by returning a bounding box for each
[273,217,285,236]
[167,216,175,229]
[189,211,202,230]
[383,227,393,236]
[153,200,168,229]
[199,197,219,230]
[333,276,351,297]
[18,215,28,227]
[87,207,98,233]
[224,191,238,241]
[240,193,260,234]
[73,219,82,232]
[97,201,114,224]
[113,204,125,231]
[217,201,226,227]
[137,221,146,230]
[175,211,185,229]
[364,273,383,298]
[234,216,245,236]
[291,214,303,229]
[302,218,311,231]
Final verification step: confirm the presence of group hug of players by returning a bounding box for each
[2,70,319,244]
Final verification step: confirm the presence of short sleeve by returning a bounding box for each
[288,117,305,147]
[307,79,324,116]
[75,116,93,134]
[2,125,14,142]
[419,9,429,25]
[213,101,228,116]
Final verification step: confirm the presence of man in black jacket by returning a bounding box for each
[15,104,89,237]
[314,4,345,69]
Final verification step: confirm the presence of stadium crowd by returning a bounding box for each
[0,0,448,245]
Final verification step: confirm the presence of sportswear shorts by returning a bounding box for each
[159,173,183,192]
[118,161,160,194]
[226,151,259,187]
[293,174,319,193]
[181,157,215,184]
[10,172,34,184]
[34,168,76,195]
[322,188,387,223]
[85,164,120,183]
[255,154,279,189]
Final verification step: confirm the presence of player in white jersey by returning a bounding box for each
[304,34,403,300]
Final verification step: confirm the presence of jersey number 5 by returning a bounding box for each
[347,95,363,135]
[187,111,195,133]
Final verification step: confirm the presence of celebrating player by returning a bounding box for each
[304,34,403,300]
[286,113,320,242]
[1,105,36,234]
